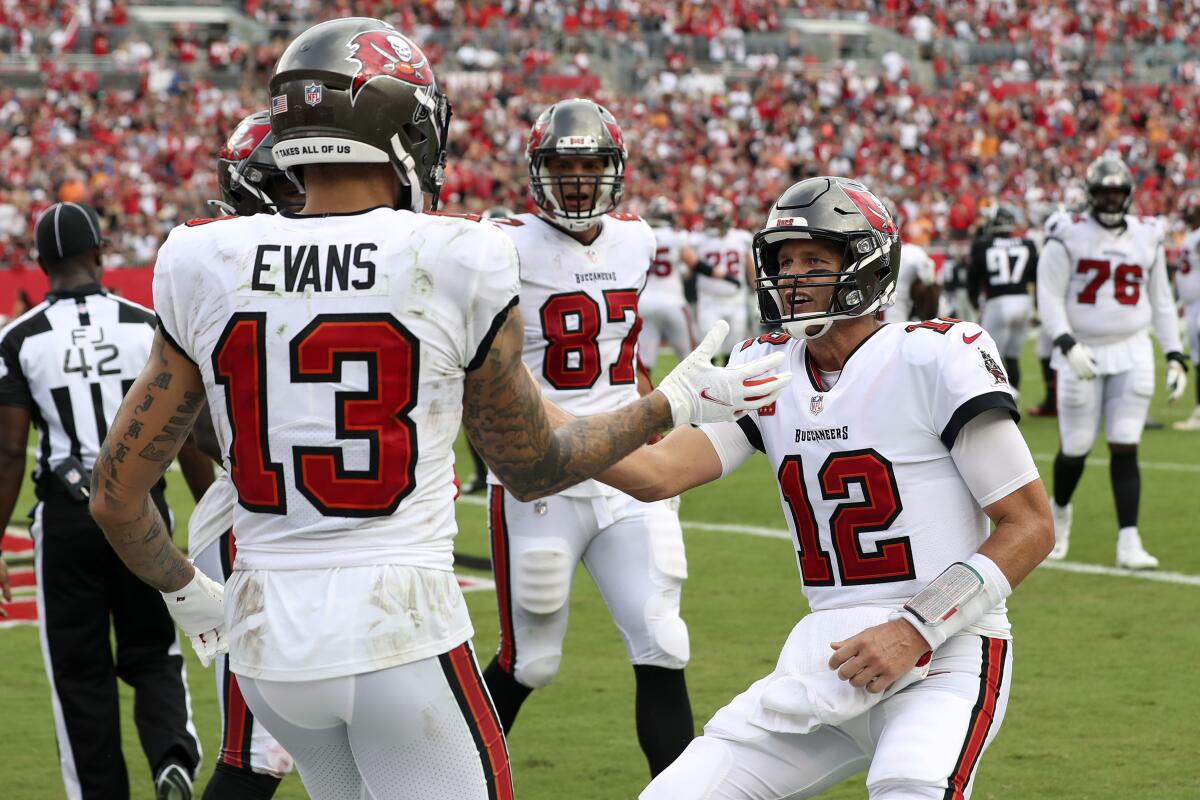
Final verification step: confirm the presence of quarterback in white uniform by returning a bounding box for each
[87,20,790,800]
[694,196,755,360]
[1038,156,1187,569]
[598,177,1053,800]
[1173,189,1200,430]
[483,98,696,777]
[639,196,698,370]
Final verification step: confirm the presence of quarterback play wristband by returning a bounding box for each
[892,553,1011,651]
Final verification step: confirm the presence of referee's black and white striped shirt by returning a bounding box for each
[0,284,155,481]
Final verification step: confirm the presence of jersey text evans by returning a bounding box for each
[154,208,520,573]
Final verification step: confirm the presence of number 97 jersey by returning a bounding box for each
[152,209,521,572]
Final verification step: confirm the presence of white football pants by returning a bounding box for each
[641,634,1012,800]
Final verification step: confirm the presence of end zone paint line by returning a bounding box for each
[456,495,1200,587]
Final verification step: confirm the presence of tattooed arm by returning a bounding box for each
[463,308,673,502]
[176,436,214,502]
[89,331,207,592]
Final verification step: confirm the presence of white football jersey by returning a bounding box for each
[187,469,235,557]
[1177,228,1200,305]
[642,225,694,308]
[695,228,753,300]
[490,212,652,497]
[883,242,936,323]
[1037,213,1180,366]
[154,208,521,573]
[722,322,1016,637]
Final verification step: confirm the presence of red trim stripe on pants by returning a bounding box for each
[943,637,1009,800]
[439,642,514,800]
[488,487,516,674]
[217,530,255,771]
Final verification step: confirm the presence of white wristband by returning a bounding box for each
[891,553,1012,652]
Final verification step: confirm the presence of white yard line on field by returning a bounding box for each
[456,495,1200,587]
[1030,452,1200,474]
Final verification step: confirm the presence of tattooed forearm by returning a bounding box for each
[94,494,190,591]
[139,390,205,462]
[464,311,672,501]
[89,330,203,593]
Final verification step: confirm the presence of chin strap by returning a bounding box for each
[784,319,833,340]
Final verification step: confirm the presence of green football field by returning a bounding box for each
[2,343,1198,799]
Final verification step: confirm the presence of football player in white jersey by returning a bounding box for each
[481,98,696,777]
[694,196,754,361]
[591,177,1053,800]
[968,204,1038,394]
[183,110,302,800]
[639,196,699,370]
[882,239,937,323]
[1038,156,1187,569]
[1172,189,1200,430]
[86,19,790,800]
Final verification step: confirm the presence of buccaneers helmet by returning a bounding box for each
[703,196,734,234]
[526,98,627,230]
[1180,189,1200,229]
[646,195,675,227]
[753,177,901,340]
[213,110,302,216]
[1085,155,1134,228]
[268,17,451,213]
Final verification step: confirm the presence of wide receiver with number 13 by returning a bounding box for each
[594,176,1053,800]
[84,17,790,800]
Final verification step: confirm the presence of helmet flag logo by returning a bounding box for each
[345,30,434,105]
[842,186,897,235]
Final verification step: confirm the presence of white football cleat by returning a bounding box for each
[1047,502,1071,561]
[1172,409,1200,431]
[1116,529,1159,570]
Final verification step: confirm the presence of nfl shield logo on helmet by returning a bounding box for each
[304,83,323,106]
[810,395,824,415]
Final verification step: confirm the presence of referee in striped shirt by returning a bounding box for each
[0,202,212,800]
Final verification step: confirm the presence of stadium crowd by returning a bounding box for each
[4,3,1200,269]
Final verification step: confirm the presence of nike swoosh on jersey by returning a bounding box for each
[699,389,732,406]
[962,331,982,344]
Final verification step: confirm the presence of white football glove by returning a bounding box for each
[161,567,227,667]
[656,321,793,426]
[1056,336,1097,380]
[1166,355,1188,404]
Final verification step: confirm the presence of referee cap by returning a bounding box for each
[35,202,108,261]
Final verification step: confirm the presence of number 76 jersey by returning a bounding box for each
[729,322,1023,632]
[153,208,520,572]
[1039,213,1174,344]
